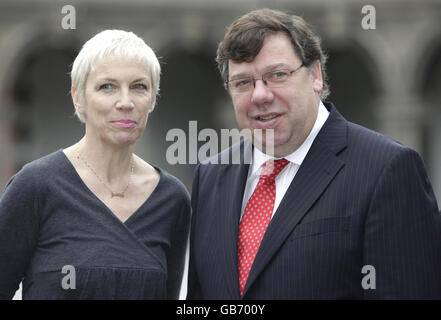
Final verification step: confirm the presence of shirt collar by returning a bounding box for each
[251,100,330,176]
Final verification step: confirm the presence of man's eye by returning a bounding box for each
[234,79,251,88]
[270,70,288,80]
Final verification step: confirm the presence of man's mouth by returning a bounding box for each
[256,114,280,121]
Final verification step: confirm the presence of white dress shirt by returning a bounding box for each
[240,101,330,220]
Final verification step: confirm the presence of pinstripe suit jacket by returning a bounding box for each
[187,102,441,299]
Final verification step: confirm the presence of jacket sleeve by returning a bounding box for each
[166,192,191,299]
[186,164,203,299]
[362,148,441,299]
[0,167,40,300]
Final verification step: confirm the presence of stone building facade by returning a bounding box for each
[0,0,440,207]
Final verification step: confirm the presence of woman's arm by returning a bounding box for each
[0,167,40,299]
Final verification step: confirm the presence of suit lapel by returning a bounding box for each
[242,103,348,296]
[215,139,252,299]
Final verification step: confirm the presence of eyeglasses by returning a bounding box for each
[226,64,304,93]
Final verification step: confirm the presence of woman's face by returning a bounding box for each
[73,55,153,147]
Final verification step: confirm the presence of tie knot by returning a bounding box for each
[260,158,289,179]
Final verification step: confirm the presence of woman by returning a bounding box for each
[0,30,190,299]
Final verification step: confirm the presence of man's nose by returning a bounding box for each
[250,79,274,106]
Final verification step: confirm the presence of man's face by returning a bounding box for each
[228,32,323,157]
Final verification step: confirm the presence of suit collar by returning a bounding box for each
[315,101,348,155]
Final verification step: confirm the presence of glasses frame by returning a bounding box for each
[226,63,304,93]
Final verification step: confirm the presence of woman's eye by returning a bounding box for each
[99,83,113,90]
[132,83,148,90]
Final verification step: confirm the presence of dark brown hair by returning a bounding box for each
[216,8,329,99]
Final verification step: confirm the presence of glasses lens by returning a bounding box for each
[264,69,291,87]
[228,68,297,92]
[229,78,253,92]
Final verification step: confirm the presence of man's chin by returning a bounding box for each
[252,134,277,157]
[252,133,294,157]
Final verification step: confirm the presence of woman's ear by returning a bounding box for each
[71,86,83,113]
[71,86,87,122]
[148,96,156,113]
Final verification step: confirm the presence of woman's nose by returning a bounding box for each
[116,89,135,110]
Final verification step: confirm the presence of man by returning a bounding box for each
[187,8,441,299]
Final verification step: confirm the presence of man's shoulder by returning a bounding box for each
[325,102,406,156]
[193,139,251,190]
[198,138,252,168]
[347,121,408,154]
[344,120,424,173]
[324,103,419,168]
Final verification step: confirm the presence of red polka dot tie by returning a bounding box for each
[238,158,289,296]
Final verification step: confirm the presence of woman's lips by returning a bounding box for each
[111,120,136,128]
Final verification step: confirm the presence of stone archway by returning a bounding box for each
[0,23,79,191]
[419,39,441,203]
[325,40,380,130]
[0,24,82,193]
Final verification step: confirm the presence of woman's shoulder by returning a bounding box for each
[135,156,190,204]
[157,167,190,201]
[18,150,66,177]
[151,165,191,225]
[3,150,67,195]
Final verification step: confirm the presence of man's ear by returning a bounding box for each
[310,61,323,94]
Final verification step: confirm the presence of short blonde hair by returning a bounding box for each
[70,29,161,122]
